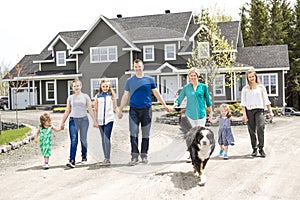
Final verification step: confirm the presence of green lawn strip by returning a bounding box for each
[0,127,32,146]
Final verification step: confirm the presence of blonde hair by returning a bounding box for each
[246,69,261,89]
[219,104,232,118]
[40,112,51,128]
[188,67,200,77]
[99,79,116,100]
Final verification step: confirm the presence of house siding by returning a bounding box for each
[77,19,131,100]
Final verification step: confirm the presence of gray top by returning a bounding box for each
[68,93,91,118]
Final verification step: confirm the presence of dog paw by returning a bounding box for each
[199,174,207,185]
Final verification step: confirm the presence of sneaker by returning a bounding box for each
[141,157,148,164]
[66,160,75,168]
[251,149,257,157]
[223,154,228,160]
[219,149,224,156]
[103,159,111,166]
[43,163,49,169]
[81,157,87,164]
[128,158,139,166]
[259,149,266,157]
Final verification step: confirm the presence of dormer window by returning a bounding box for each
[198,42,210,58]
[143,45,154,61]
[56,51,66,66]
[164,44,176,60]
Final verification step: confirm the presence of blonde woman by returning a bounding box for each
[241,70,274,157]
[60,79,98,168]
[173,67,213,128]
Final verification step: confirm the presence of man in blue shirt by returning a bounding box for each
[118,59,171,165]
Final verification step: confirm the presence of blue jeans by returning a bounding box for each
[69,116,89,161]
[129,107,152,159]
[99,121,114,160]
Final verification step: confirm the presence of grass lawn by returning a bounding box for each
[0,127,32,146]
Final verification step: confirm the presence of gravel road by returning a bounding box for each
[0,110,299,200]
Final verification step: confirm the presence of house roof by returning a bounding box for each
[218,21,240,49]
[236,45,290,70]
[4,31,85,79]
[108,11,193,42]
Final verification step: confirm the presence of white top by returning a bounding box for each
[240,84,271,110]
[95,92,114,125]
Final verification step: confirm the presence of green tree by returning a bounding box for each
[286,0,300,108]
[249,0,269,45]
[187,11,236,106]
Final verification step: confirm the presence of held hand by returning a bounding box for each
[164,105,172,113]
[242,115,248,122]
[269,112,274,120]
[35,137,40,143]
[118,111,123,119]
[93,122,98,128]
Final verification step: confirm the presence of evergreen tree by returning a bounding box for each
[267,0,286,45]
[240,4,252,46]
[249,0,269,45]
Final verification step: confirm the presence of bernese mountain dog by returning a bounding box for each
[185,126,215,185]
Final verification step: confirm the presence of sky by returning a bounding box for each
[0,0,295,70]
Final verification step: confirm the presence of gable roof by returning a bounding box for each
[4,31,85,79]
[236,45,290,70]
[72,11,193,51]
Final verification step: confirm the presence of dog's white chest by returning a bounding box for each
[197,144,211,160]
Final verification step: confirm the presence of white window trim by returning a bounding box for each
[214,74,225,96]
[46,81,55,101]
[197,42,210,58]
[56,51,66,66]
[164,44,176,60]
[258,73,278,96]
[90,46,118,63]
[90,78,119,100]
[67,80,74,96]
[143,45,155,61]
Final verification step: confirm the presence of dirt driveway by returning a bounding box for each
[0,110,299,200]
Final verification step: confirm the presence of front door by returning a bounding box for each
[161,76,178,102]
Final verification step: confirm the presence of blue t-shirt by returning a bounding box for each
[124,75,156,108]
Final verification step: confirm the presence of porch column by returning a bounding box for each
[39,80,42,105]
[282,70,286,106]
[27,84,30,106]
[32,80,35,105]
[54,79,57,105]
[232,72,236,101]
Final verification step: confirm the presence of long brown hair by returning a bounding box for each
[246,69,260,89]
[99,79,116,100]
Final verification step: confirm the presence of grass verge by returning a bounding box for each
[0,127,32,146]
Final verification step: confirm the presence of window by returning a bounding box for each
[90,78,119,99]
[56,51,66,66]
[143,45,154,61]
[197,42,210,58]
[214,74,225,96]
[258,74,278,96]
[90,46,118,63]
[46,81,55,101]
[67,80,74,96]
[164,44,176,60]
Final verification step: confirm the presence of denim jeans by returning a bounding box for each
[129,107,152,159]
[246,109,265,150]
[69,116,89,161]
[99,121,114,160]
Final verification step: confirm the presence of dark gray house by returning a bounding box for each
[4,11,289,109]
